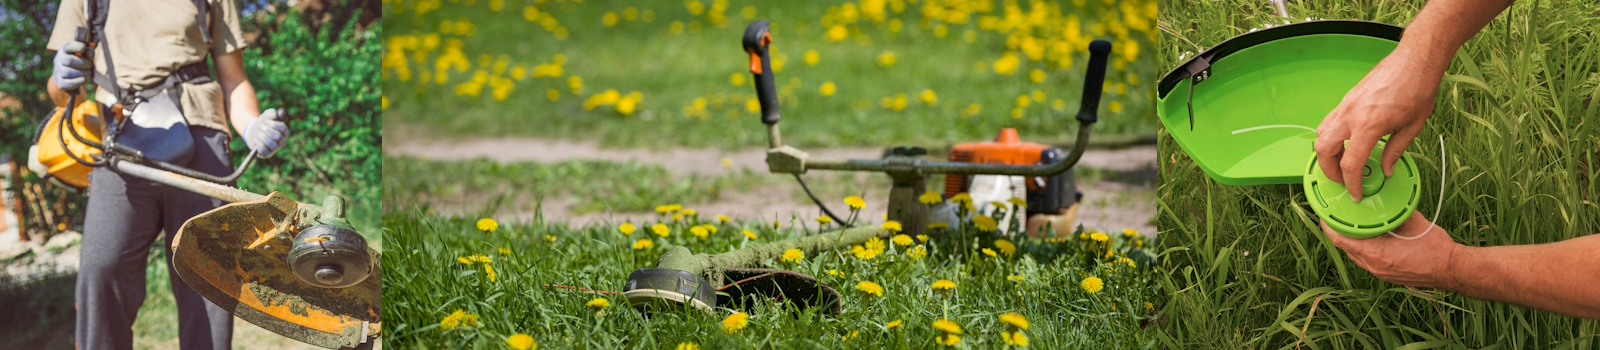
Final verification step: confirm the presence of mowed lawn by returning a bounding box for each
[381,0,1160,149]
[1155,0,1600,348]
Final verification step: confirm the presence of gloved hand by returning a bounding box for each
[53,41,91,92]
[243,108,289,157]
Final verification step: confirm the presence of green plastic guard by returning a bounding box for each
[1301,142,1422,238]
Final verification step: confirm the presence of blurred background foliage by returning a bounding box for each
[0,0,382,239]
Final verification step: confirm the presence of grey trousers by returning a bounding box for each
[78,127,233,350]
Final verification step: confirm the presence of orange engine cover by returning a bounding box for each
[944,128,1078,215]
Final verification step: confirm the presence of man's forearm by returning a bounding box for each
[1445,234,1600,319]
[1396,0,1515,75]
[223,79,262,132]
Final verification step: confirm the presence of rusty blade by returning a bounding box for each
[170,192,382,349]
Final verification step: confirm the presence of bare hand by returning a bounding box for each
[1314,52,1440,202]
[1321,211,1462,289]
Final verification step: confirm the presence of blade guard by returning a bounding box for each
[171,192,381,349]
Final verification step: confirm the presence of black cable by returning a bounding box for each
[792,173,849,227]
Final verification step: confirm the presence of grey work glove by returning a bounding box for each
[243,108,289,157]
[53,41,91,91]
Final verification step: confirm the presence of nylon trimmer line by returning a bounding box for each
[1388,135,1444,241]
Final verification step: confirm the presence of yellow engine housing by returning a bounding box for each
[29,101,108,190]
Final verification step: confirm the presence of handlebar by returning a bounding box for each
[743,19,1113,177]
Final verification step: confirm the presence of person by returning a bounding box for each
[1313,0,1599,320]
[45,0,289,348]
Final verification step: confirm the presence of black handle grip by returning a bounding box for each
[1076,40,1113,123]
[743,20,780,125]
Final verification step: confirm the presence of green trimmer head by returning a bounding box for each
[1156,20,1422,237]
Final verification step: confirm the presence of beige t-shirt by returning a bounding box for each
[46,0,248,134]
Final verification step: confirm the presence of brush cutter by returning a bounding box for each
[26,37,380,347]
[622,20,1112,315]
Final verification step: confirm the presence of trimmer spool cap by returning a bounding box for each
[1301,142,1422,238]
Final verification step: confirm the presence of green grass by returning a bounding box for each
[382,0,1160,149]
[382,156,770,214]
[381,209,1160,349]
[1155,0,1600,348]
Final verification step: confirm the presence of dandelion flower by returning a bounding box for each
[1090,232,1109,242]
[619,222,636,235]
[937,334,961,346]
[1007,275,1025,282]
[655,204,680,213]
[506,333,536,350]
[1110,100,1123,113]
[690,226,709,239]
[892,234,913,246]
[586,298,610,309]
[1003,330,1029,346]
[918,191,942,205]
[883,220,903,233]
[682,208,697,216]
[602,12,618,27]
[826,25,849,42]
[545,235,558,243]
[781,248,804,262]
[633,239,654,250]
[932,319,962,334]
[907,245,927,259]
[1029,69,1046,83]
[919,89,937,106]
[982,248,998,258]
[973,215,998,232]
[730,73,746,86]
[675,343,699,350]
[886,319,903,330]
[717,215,732,223]
[484,264,496,282]
[476,218,498,233]
[828,269,843,278]
[1081,275,1104,293]
[842,330,860,341]
[1123,228,1139,237]
[999,313,1029,330]
[470,254,493,263]
[994,239,1016,257]
[950,193,972,205]
[721,312,749,333]
[856,281,884,297]
[844,195,866,209]
[877,51,896,67]
[1008,197,1028,207]
[816,215,834,224]
[993,52,1020,75]
[498,247,511,255]
[820,81,837,96]
[1146,302,1155,311]
[457,256,473,265]
[743,230,759,240]
[804,50,820,65]
[652,224,670,237]
[931,279,956,291]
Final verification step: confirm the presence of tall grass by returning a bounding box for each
[1155,0,1599,348]
[382,206,1160,348]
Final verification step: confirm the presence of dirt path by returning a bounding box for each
[387,137,1158,235]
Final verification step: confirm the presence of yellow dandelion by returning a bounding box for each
[993,52,1020,75]
[484,264,496,282]
[440,309,465,330]
[844,195,866,209]
[652,224,670,237]
[1008,197,1028,207]
[820,81,837,96]
[917,234,931,242]
[931,279,956,291]
[926,223,947,230]
[973,215,998,232]
[457,256,472,265]
[932,319,962,334]
[816,215,834,224]
[506,333,536,350]
[1081,275,1104,293]
[1146,302,1155,311]
[1003,330,1029,347]
[544,235,557,243]
[675,343,699,350]
[743,230,759,240]
[892,234,913,246]
[547,89,560,101]
[950,193,972,205]
[721,312,750,333]
[919,191,942,205]
[877,51,897,67]
[1091,232,1109,242]
[919,89,938,106]
[568,75,583,94]
[498,247,511,255]
[994,239,1016,257]
[619,222,636,235]
[886,319,903,330]
[1123,228,1139,237]
[842,330,860,341]
[938,334,961,346]
[602,12,618,27]
[470,254,493,263]
[907,245,927,259]
[1029,69,1046,83]
[804,50,820,65]
[999,313,1029,330]
[856,281,884,297]
[1007,275,1025,282]
[829,269,843,278]
[982,248,998,258]
[717,215,732,223]
[476,218,498,233]
[1109,100,1123,113]
[781,248,804,262]
[690,225,709,239]
[633,239,654,250]
[883,220,902,233]
[586,298,610,309]
[730,72,746,86]
[682,208,697,216]
[826,25,849,42]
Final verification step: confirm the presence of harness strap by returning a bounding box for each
[83,0,214,107]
